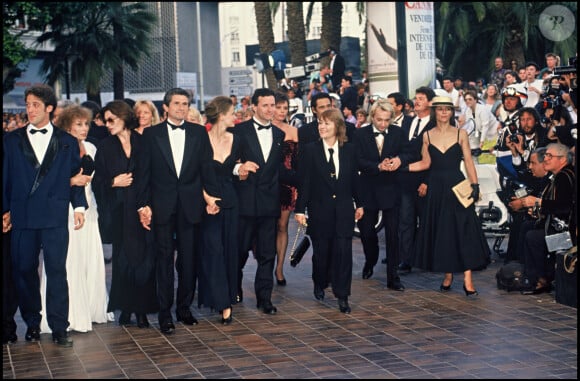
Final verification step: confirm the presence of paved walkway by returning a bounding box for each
[3,220,577,379]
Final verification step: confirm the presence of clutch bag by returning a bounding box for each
[452,179,474,208]
[289,224,311,267]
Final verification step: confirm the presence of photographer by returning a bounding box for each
[496,85,528,183]
[516,143,575,295]
[547,59,577,150]
[503,147,550,263]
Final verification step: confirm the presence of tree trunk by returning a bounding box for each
[113,67,124,100]
[286,3,306,67]
[320,3,343,68]
[254,2,277,89]
[87,88,102,106]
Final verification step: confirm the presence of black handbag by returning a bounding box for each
[289,224,311,267]
[555,246,577,308]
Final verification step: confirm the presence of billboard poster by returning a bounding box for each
[404,2,437,95]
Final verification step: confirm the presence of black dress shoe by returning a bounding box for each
[313,285,325,301]
[3,332,18,344]
[136,314,150,328]
[118,311,132,325]
[257,301,278,315]
[398,262,412,273]
[25,326,41,342]
[338,298,351,314]
[221,307,233,325]
[362,264,374,279]
[276,277,287,286]
[387,279,405,291]
[52,332,73,347]
[176,311,198,325]
[463,284,479,297]
[159,320,175,335]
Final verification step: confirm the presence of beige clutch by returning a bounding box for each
[452,179,474,208]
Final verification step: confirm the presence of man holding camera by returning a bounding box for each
[516,143,575,294]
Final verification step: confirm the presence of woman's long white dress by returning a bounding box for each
[40,141,114,333]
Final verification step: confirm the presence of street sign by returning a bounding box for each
[229,77,253,85]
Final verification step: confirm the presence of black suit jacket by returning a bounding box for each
[136,121,219,225]
[230,119,285,217]
[295,140,363,239]
[3,126,87,229]
[340,85,358,113]
[398,117,435,191]
[353,124,413,210]
[330,54,346,91]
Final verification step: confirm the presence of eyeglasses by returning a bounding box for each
[105,117,119,124]
[544,152,564,159]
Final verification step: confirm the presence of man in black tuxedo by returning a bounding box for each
[299,93,356,146]
[231,88,286,315]
[328,47,345,92]
[353,99,413,291]
[3,84,87,347]
[387,92,414,128]
[397,86,436,273]
[339,75,358,119]
[136,87,220,334]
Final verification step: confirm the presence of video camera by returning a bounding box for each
[553,56,577,89]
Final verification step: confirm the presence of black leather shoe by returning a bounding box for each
[136,314,150,328]
[338,298,351,314]
[221,307,233,325]
[314,285,325,301]
[398,262,412,274]
[387,279,405,291]
[52,332,73,347]
[362,264,374,279]
[176,311,198,326]
[3,332,17,344]
[439,274,453,292]
[463,283,479,297]
[119,311,132,325]
[159,320,175,335]
[257,301,278,315]
[25,326,40,342]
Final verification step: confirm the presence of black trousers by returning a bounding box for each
[311,237,352,299]
[3,232,18,336]
[357,207,400,282]
[399,191,424,265]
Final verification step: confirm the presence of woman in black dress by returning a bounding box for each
[197,96,241,325]
[405,96,490,296]
[93,101,158,327]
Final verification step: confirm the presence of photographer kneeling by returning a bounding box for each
[504,147,550,263]
[516,143,575,294]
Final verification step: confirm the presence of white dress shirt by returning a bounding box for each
[323,140,340,179]
[28,123,53,164]
[167,120,186,177]
[253,118,273,162]
[408,115,430,141]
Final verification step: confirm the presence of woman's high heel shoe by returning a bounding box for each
[463,284,479,297]
[221,307,233,325]
[276,277,287,286]
[439,275,453,292]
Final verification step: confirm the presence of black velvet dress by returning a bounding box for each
[197,135,240,312]
[413,131,490,273]
[93,133,158,315]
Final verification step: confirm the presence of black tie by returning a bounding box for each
[328,148,336,179]
[167,121,184,130]
[374,131,386,138]
[30,128,48,135]
[256,122,271,130]
[412,118,422,139]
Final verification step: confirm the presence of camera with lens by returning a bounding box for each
[553,56,577,89]
[550,217,569,232]
[514,187,529,199]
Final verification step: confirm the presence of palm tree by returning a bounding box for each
[319,2,343,68]
[286,3,306,68]
[254,2,278,89]
[35,2,156,104]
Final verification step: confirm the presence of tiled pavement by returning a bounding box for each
[3,220,577,379]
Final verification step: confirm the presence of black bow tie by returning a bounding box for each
[30,128,48,135]
[255,122,271,130]
[168,121,184,130]
[374,131,386,138]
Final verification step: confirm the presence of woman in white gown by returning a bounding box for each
[41,105,114,333]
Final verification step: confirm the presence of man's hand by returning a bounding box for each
[113,172,133,188]
[3,211,12,233]
[73,212,85,230]
[354,207,364,222]
[417,183,428,197]
[70,168,92,187]
[138,206,152,231]
[238,161,259,177]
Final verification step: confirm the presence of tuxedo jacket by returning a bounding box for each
[398,118,436,191]
[3,126,87,229]
[136,121,219,225]
[295,140,363,239]
[353,124,413,210]
[230,119,285,217]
